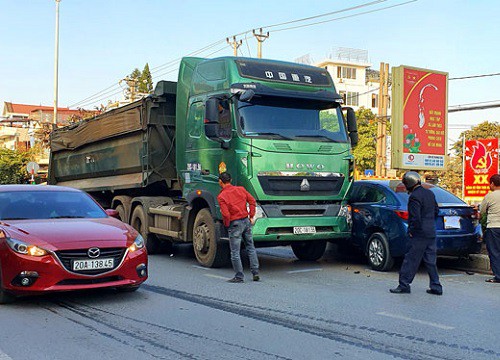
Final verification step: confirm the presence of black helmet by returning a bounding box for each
[402,171,421,191]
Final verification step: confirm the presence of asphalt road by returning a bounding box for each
[0,244,498,360]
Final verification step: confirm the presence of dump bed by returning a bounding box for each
[49,81,177,192]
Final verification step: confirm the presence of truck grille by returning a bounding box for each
[54,248,126,275]
[258,175,344,196]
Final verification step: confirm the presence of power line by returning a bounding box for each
[449,72,500,80]
[68,0,416,109]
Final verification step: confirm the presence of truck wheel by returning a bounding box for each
[131,205,160,254]
[193,208,229,268]
[367,232,394,271]
[115,204,126,222]
[291,240,326,261]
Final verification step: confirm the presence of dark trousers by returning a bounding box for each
[228,218,259,279]
[485,228,500,280]
[399,236,442,291]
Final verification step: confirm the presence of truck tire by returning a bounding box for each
[131,205,160,254]
[115,204,126,222]
[291,240,326,261]
[366,232,394,271]
[193,208,229,268]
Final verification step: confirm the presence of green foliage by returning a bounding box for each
[352,107,381,172]
[139,63,153,94]
[319,110,340,132]
[130,68,141,80]
[438,121,500,195]
[0,148,31,184]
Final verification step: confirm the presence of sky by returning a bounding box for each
[1,0,499,146]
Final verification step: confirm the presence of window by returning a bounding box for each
[217,99,232,140]
[188,103,203,138]
[337,66,357,80]
[346,92,359,106]
[372,94,378,108]
[353,186,386,203]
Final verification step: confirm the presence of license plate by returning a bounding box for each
[72,258,114,271]
[293,226,316,234]
[444,216,461,229]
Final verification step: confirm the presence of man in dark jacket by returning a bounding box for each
[390,171,443,295]
[217,172,260,283]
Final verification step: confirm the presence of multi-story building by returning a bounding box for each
[296,48,391,116]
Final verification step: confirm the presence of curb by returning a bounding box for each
[439,254,492,275]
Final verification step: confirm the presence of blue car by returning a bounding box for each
[347,180,482,271]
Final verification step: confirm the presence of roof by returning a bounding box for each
[3,102,92,117]
[0,185,82,192]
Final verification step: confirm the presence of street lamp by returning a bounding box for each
[53,0,61,126]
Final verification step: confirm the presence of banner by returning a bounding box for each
[392,66,448,170]
[463,138,499,199]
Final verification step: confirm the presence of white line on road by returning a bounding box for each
[204,274,230,280]
[287,268,323,274]
[376,312,455,330]
[0,348,13,360]
[192,265,212,270]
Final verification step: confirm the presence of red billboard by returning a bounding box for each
[392,66,448,170]
[463,139,499,199]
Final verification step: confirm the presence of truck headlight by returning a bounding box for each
[128,234,145,252]
[6,238,47,257]
[254,205,267,220]
[339,204,352,226]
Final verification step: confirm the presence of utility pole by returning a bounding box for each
[376,62,389,176]
[227,36,242,56]
[252,28,269,58]
[53,0,61,126]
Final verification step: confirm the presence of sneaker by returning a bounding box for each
[227,277,243,283]
[252,274,260,282]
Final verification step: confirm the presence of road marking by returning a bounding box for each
[204,274,229,280]
[287,268,323,274]
[377,312,454,330]
[192,265,212,271]
[0,348,13,360]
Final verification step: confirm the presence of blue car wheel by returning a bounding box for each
[367,232,394,271]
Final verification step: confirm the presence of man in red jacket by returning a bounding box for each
[217,172,260,283]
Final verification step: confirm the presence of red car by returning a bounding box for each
[0,185,148,304]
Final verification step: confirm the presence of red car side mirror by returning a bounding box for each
[105,209,120,219]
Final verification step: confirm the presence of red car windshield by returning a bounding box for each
[0,190,107,220]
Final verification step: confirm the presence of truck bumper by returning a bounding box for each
[251,216,351,242]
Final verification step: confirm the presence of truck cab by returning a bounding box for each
[176,57,357,266]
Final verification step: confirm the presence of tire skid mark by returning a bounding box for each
[49,301,292,360]
[144,284,500,360]
[43,304,198,360]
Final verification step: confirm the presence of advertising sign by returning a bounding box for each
[392,66,448,170]
[463,138,499,200]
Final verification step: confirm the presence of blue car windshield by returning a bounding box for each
[392,183,466,205]
[237,98,348,143]
[0,191,107,220]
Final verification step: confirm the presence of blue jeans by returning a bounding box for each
[228,218,259,279]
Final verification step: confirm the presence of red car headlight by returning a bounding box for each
[128,234,145,252]
[6,238,48,257]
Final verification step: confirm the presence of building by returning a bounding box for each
[296,48,392,115]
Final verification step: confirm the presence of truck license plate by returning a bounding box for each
[293,226,316,235]
[73,258,114,271]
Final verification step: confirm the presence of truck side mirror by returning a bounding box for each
[239,89,255,102]
[345,107,358,147]
[205,98,219,123]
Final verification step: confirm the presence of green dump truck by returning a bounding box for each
[49,56,358,267]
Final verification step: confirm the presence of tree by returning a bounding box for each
[130,68,141,81]
[0,148,31,184]
[352,107,384,173]
[139,63,153,94]
[438,121,500,195]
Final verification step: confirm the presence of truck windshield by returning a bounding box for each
[237,98,348,143]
